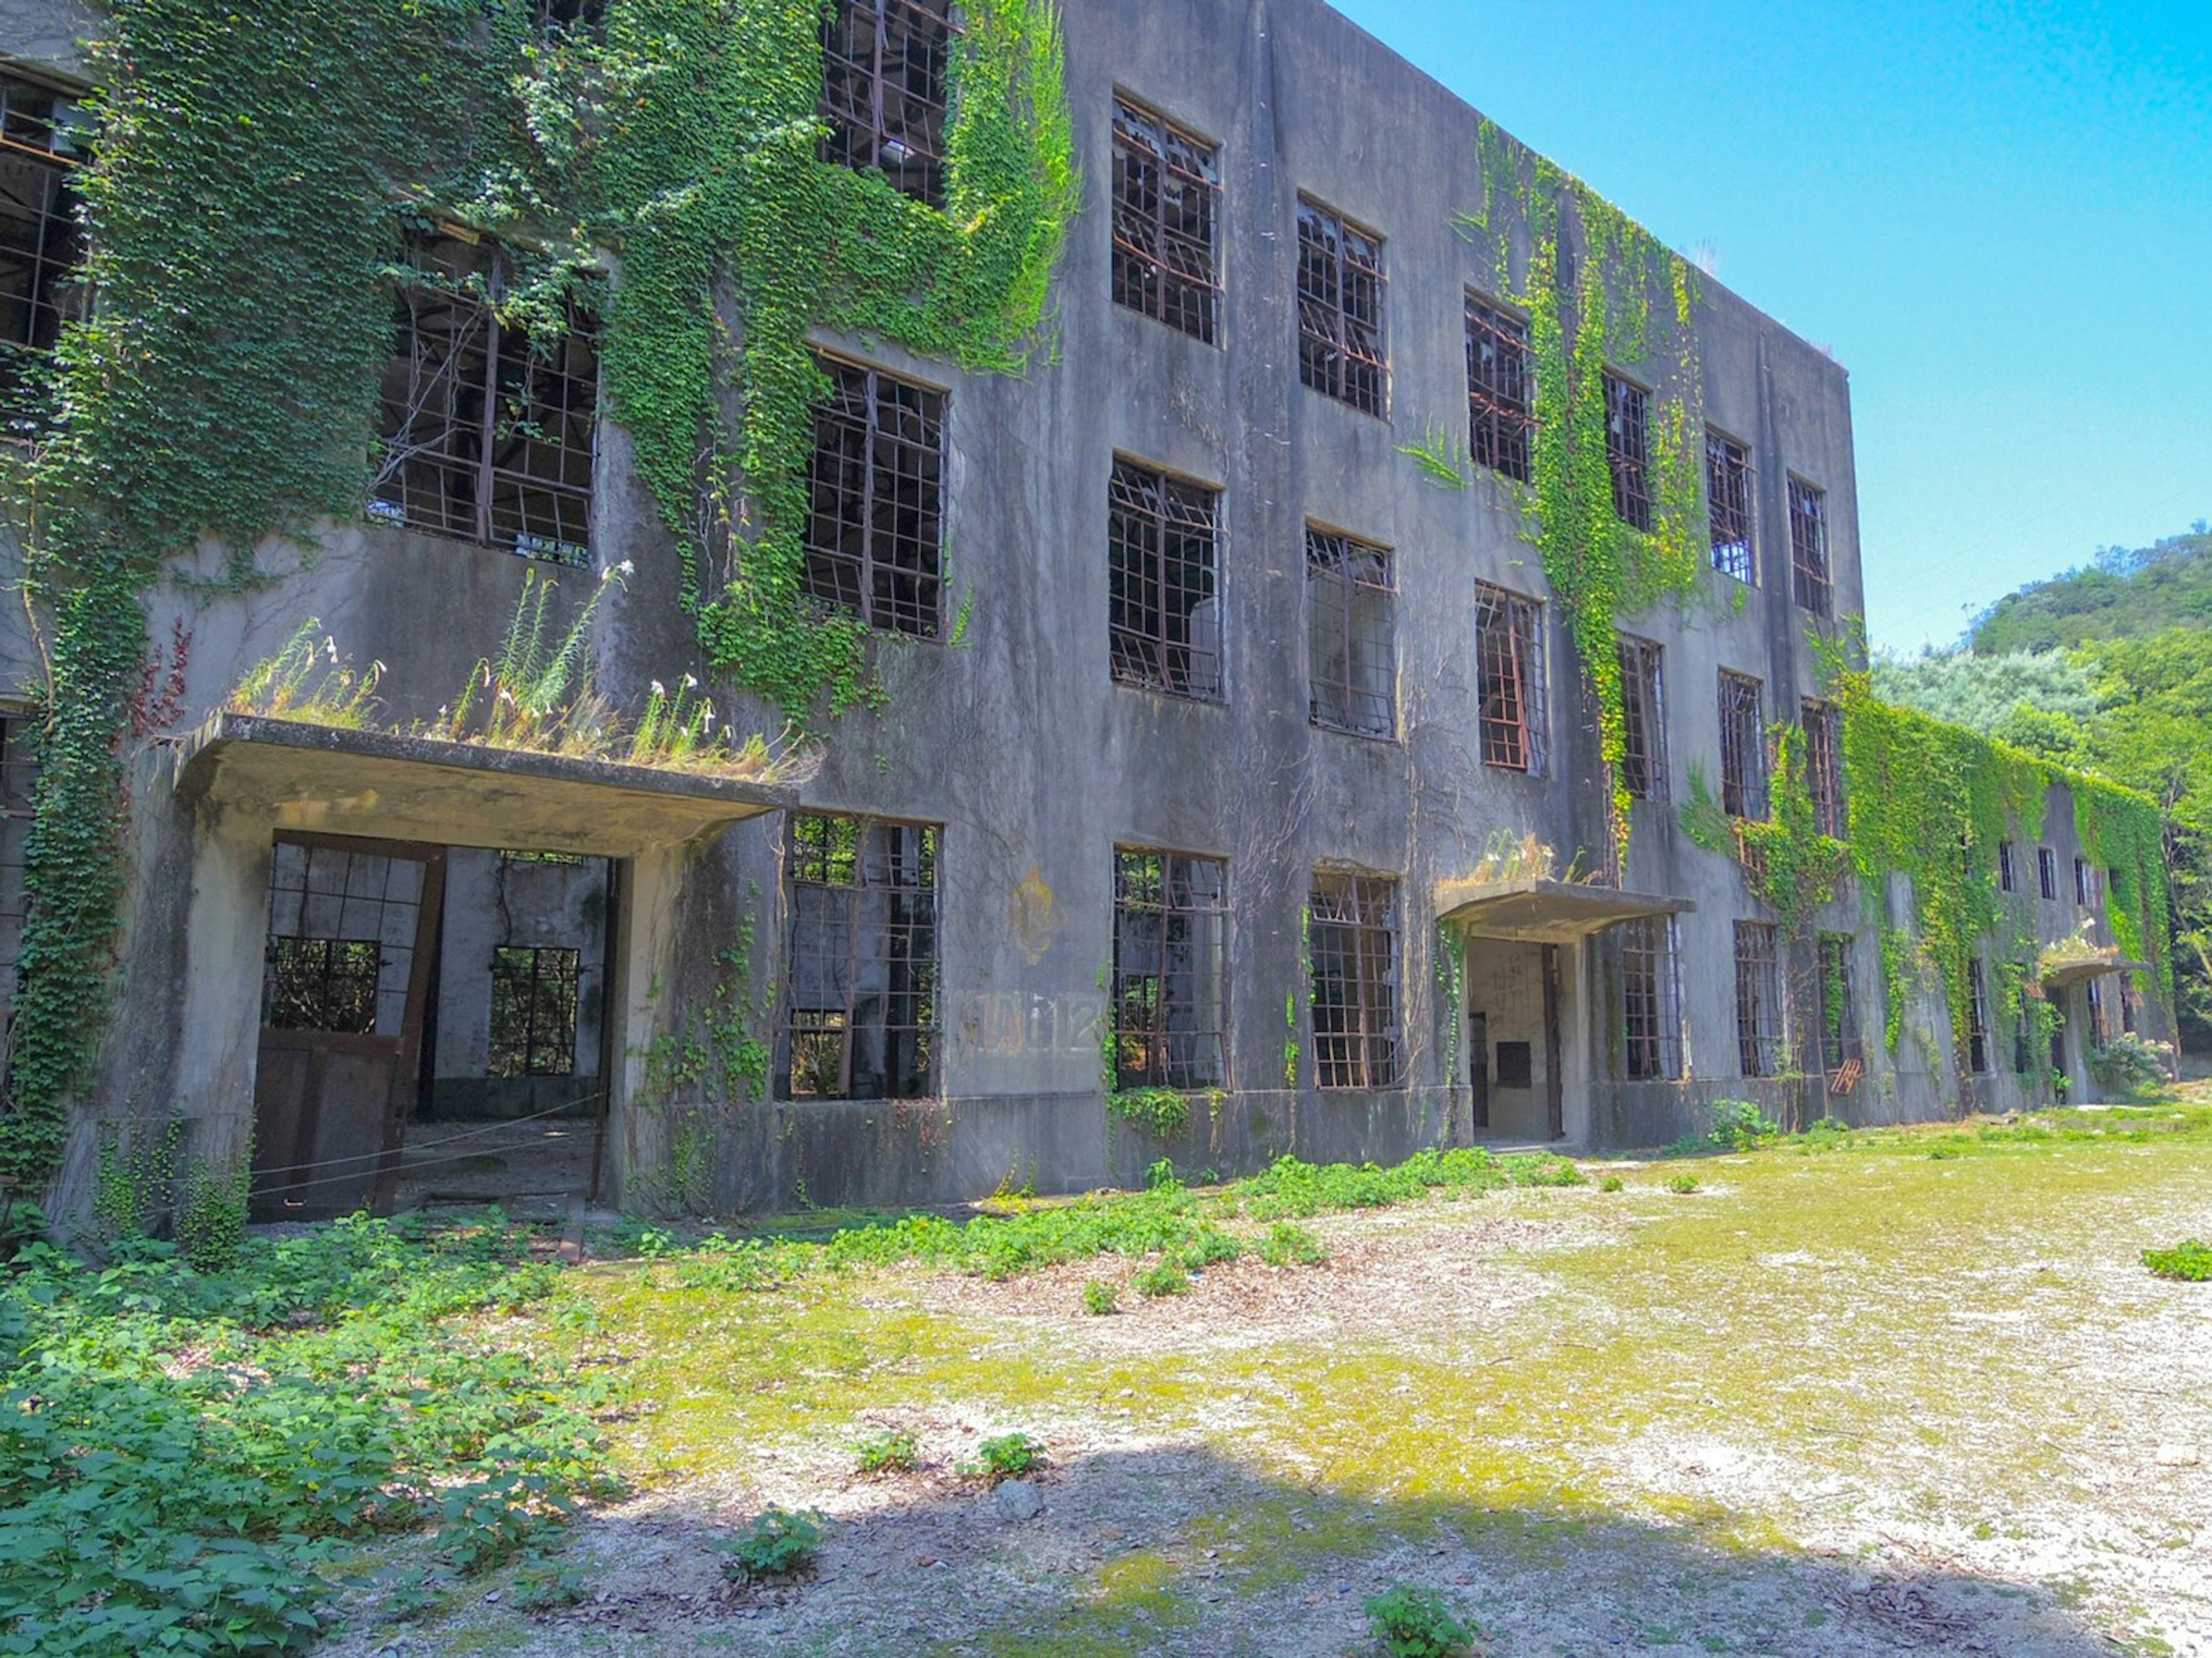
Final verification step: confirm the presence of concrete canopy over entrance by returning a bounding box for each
[1436,877,1694,944]
[2040,956,2147,992]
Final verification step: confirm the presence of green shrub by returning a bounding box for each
[1707,1100,1783,1150]
[1364,1584,1479,1657]
[1107,1086,1191,1138]
[1132,1259,1191,1298]
[1599,1175,1624,1193]
[2090,1032,2176,1097]
[2143,1240,2212,1281]
[1258,1222,1327,1266]
[1666,1173,1701,1194]
[719,1508,824,1581]
[967,1433,1046,1481]
[1081,1278,1119,1316]
[854,1428,920,1474]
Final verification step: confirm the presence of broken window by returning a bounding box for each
[1475,585,1547,775]
[1718,671,1767,821]
[0,74,88,430]
[779,814,938,1101]
[1802,698,1844,838]
[1296,198,1386,415]
[1620,915,1682,1081]
[1465,294,1533,481]
[1111,849,1229,1091]
[1733,920,1783,1078]
[805,356,946,637]
[1965,958,1993,1075]
[819,0,956,208]
[263,841,426,1038]
[2038,846,2058,902]
[1706,428,1754,582]
[265,939,382,1035]
[1109,457,1222,700]
[1788,475,1832,617]
[1308,872,1400,1090]
[0,716,38,1067]
[373,233,597,565]
[488,945,581,1078]
[1817,932,1857,1073]
[1618,635,1667,802]
[1111,97,1220,343]
[1605,371,1653,532]
[1998,840,2016,893]
[1306,528,1396,738]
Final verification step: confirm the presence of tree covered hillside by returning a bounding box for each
[1969,524,2212,654]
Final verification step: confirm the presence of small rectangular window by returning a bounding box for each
[1618,635,1668,802]
[1734,920,1783,1079]
[1465,294,1534,482]
[0,75,88,431]
[1998,841,2016,893]
[804,356,946,637]
[1620,915,1683,1080]
[1965,958,1993,1075]
[779,815,940,1101]
[1308,872,1400,1089]
[819,0,956,207]
[1605,372,1653,532]
[1111,97,1220,343]
[1494,1041,1534,1088]
[1296,198,1387,415]
[1476,585,1547,774]
[2085,978,2109,1052]
[1706,429,1754,582]
[488,945,581,1078]
[1109,458,1223,700]
[1306,528,1396,738]
[1718,671,1767,821]
[1788,476,1832,617]
[2073,857,2093,906]
[1817,932,1857,1074]
[2038,847,2058,902]
[1802,699,1844,838]
[1112,849,1229,1091]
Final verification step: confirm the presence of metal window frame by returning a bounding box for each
[1802,698,1844,837]
[1108,454,1224,701]
[1111,847,1230,1092]
[1965,957,1993,1075]
[0,74,88,429]
[1604,370,1653,531]
[1295,196,1388,416]
[1733,919,1783,1079]
[1998,840,2016,893]
[1618,633,1668,802]
[1465,292,1534,481]
[803,353,948,638]
[1787,474,1833,617]
[1706,427,1755,582]
[1110,94,1221,343]
[1718,671,1767,821]
[1816,931,1859,1074]
[2038,846,2058,902]
[488,943,582,1079]
[1305,525,1397,738]
[1308,871,1402,1090]
[818,0,958,208]
[1620,913,1683,1080]
[1475,584,1548,775]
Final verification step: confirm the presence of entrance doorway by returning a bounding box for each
[1459,936,1567,1143]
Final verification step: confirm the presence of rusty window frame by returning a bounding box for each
[778,814,940,1102]
[1817,931,1859,1074]
[1802,698,1844,837]
[1475,584,1547,775]
[819,0,957,208]
[1618,634,1668,802]
[1965,958,1993,1075]
[1108,456,1223,700]
[1306,527,1396,738]
[804,355,946,637]
[1998,840,2016,893]
[488,945,581,1078]
[1112,849,1229,1091]
[1605,371,1653,531]
[372,233,597,566]
[1733,920,1783,1078]
[2038,846,2058,902]
[1788,475,1832,617]
[1620,915,1683,1080]
[0,75,88,432]
[1308,872,1402,1090]
[1111,96,1220,343]
[1706,428,1754,582]
[1466,293,1533,481]
[1718,671,1767,820]
[1296,197,1387,416]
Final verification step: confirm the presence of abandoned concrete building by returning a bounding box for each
[0,0,2175,1227]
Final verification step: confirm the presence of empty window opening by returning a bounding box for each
[1718,671,1767,820]
[1296,198,1386,415]
[780,815,939,1101]
[1803,698,1844,838]
[805,355,946,637]
[2085,978,2109,1052]
[1817,932,1857,1075]
[1788,475,1832,617]
[488,946,581,1078]
[1998,840,2016,893]
[0,75,88,430]
[1605,372,1653,531]
[2073,857,2096,906]
[1108,457,1222,700]
[1494,1041,1535,1089]
[1734,920,1783,1078]
[1307,528,1396,738]
[1966,959,1993,1075]
[373,233,597,564]
[820,0,956,207]
[1620,915,1683,1080]
[1618,635,1668,802]
[1111,97,1220,343]
[1706,428,1754,582]
[1466,294,1533,481]
[1476,585,1547,774]
[1111,849,1229,1091]
[2038,846,2058,902]
[1308,873,1401,1090]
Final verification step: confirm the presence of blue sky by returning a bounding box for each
[1327,0,2212,651]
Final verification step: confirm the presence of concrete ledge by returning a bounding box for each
[1437,877,1694,943]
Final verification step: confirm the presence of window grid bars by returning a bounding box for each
[819,0,956,207]
[1718,672,1767,820]
[1966,958,1993,1075]
[1620,915,1683,1080]
[1789,476,1833,617]
[1476,585,1547,774]
[1734,920,1783,1078]
[1803,699,1845,838]
[1308,874,1401,1090]
[1465,294,1533,481]
[1111,849,1230,1091]
[1306,528,1396,738]
[1618,635,1668,802]
[1108,457,1223,700]
[1605,371,1653,531]
[488,945,581,1078]
[1296,199,1387,415]
[1817,932,1858,1074]
[1706,429,1755,582]
[804,356,946,638]
[1111,98,1220,343]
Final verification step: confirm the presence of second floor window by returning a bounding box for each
[1789,475,1832,617]
[1108,457,1222,700]
[1998,840,2017,893]
[1296,198,1385,415]
[2039,846,2058,901]
[0,75,88,428]
[1706,428,1754,582]
[1718,671,1767,820]
[1306,528,1396,738]
[1308,872,1401,1090]
[805,356,946,637]
[1111,97,1220,343]
[373,234,598,565]
[1465,294,1533,481]
[820,0,955,207]
[1605,371,1653,531]
[1475,585,1547,774]
[1618,635,1667,802]
[1734,920,1783,1078]
[1803,699,1845,838]
[1112,849,1229,1091]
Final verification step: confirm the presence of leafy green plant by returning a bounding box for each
[854,1428,921,1475]
[719,1508,825,1581]
[1107,1086,1192,1139]
[1081,1278,1119,1316]
[1258,1222,1327,1267]
[1132,1259,1191,1298]
[966,1433,1046,1482]
[2143,1240,2212,1282]
[1706,1100,1784,1151]
[2090,1031,2175,1097]
[1364,1584,1480,1657]
[1666,1172,1702,1194]
[1600,1174,1626,1193]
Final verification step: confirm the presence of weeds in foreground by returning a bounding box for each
[854,1429,921,1475]
[1666,1173,1702,1194]
[965,1433,1046,1482]
[1081,1278,1119,1316]
[1365,1584,1480,1656]
[719,1508,824,1581]
[2143,1240,2212,1281]
[1133,1258,1192,1298]
[1259,1222,1327,1267]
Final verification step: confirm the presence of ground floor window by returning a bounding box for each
[1619,915,1681,1080]
[1309,873,1401,1089]
[1111,849,1229,1090]
[489,945,581,1077]
[1965,959,1993,1075]
[1817,932,1857,1074]
[1734,920,1782,1078]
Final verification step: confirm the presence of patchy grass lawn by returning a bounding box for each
[315,1099,2212,1657]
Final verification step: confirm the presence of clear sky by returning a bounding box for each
[1326,0,2212,651]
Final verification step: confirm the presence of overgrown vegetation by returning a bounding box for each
[1365,1584,1480,1657]
[965,1432,1047,1482]
[2142,1239,2212,1282]
[718,1507,824,1581]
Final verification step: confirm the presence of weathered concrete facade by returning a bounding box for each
[0,0,2172,1223]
